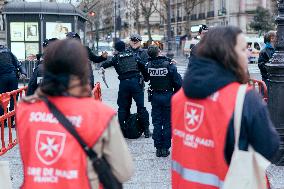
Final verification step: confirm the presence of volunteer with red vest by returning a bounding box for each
[171,26,280,188]
[16,39,134,189]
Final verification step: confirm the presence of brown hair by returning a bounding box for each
[196,26,248,83]
[41,39,89,96]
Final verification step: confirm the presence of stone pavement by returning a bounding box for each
[1,56,284,189]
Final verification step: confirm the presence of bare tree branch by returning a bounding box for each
[140,0,157,42]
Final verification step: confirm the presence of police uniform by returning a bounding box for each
[101,48,150,137]
[145,56,182,156]
[0,45,26,123]
[27,58,44,95]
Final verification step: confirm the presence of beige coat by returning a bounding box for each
[88,116,134,188]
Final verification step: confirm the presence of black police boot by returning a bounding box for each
[156,148,163,157]
[137,107,150,138]
[144,127,151,138]
[161,148,170,157]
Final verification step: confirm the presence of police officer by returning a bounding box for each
[66,32,108,89]
[145,45,182,157]
[188,24,208,66]
[100,40,150,138]
[127,34,151,136]
[128,34,149,64]
[0,44,26,126]
[27,38,58,95]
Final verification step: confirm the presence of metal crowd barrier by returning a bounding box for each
[93,82,102,101]
[0,87,27,156]
[249,79,268,102]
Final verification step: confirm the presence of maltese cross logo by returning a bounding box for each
[184,102,204,132]
[35,130,66,165]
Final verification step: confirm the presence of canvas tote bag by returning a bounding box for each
[0,161,12,189]
[223,84,271,189]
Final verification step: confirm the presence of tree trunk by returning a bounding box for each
[167,0,171,50]
[146,16,152,42]
[185,13,192,39]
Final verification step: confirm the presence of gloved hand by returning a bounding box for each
[171,59,177,64]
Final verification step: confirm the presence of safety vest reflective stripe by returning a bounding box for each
[172,160,224,188]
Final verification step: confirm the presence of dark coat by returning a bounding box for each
[101,49,147,80]
[258,44,275,80]
[183,57,280,164]
[27,61,44,95]
[144,56,182,93]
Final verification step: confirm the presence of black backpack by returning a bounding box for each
[121,113,144,139]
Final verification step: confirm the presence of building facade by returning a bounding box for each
[170,0,273,38]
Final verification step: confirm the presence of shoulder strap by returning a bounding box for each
[233,84,247,149]
[41,97,99,161]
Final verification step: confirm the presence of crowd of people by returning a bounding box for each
[0,24,280,188]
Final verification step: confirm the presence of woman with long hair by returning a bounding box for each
[171,26,279,188]
[16,39,133,189]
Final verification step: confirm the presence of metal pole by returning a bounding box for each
[114,0,117,42]
[265,0,284,165]
[166,0,173,58]
[226,0,230,25]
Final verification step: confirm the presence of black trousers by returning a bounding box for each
[0,72,18,124]
[117,77,149,128]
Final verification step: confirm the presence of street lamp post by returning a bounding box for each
[265,0,284,165]
[166,0,174,58]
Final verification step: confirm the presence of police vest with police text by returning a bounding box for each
[116,51,139,75]
[171,82,241,189]
[16,97,116,189]
[148,59,172,91]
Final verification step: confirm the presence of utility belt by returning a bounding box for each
[147,88,173,102]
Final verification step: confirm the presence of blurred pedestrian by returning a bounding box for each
[145,45,182,157]
[258,31,276,90]
[100,40,150,138]
[27,38,58,95]
[171,26,279,188]
[0,44,26,127]
[16,39,133,189]
[66,32,108,89]
[189,24,208,59]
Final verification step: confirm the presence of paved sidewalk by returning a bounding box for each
[1,56,284,189]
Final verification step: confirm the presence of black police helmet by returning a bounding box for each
[130,34,142,42]
[198,24,209,34]
[115,41,126,52]
[66,32,81,40]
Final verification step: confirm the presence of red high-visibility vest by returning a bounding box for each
[16,97,115,189]
[171,82,240,189]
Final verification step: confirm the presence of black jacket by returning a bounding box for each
[86,46,107,63]
[144,56,182,93]
[27,60,44,95]
[101,50,147,80]
[0,46,26,76]
[258,45,275,80]
[85,46,107,88]
[183,57,280,164]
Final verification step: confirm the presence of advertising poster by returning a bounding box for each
[25,22,39,41]
[11,42,25,60]
[10,22,24,41]
[46,22,72,39]
[25,43,39,58]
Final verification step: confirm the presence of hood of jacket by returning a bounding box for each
[183,57,237,98]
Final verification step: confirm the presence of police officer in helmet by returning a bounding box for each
[145,45,182,157]
[66,32,108,89]
[100,40,150,138]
